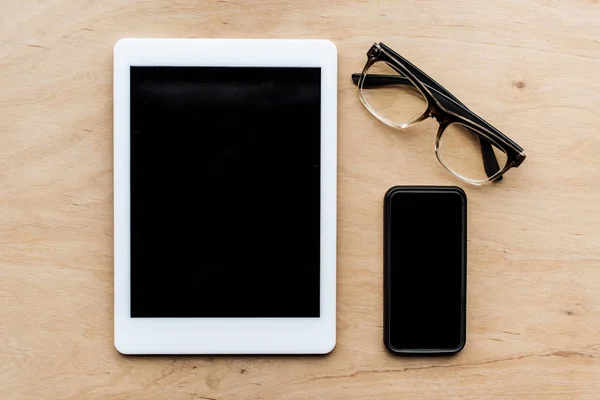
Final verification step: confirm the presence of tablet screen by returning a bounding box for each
[130,67,321,318]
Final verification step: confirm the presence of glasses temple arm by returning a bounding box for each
[351,73,502,181]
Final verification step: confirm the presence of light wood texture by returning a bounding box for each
[1,0,599,398]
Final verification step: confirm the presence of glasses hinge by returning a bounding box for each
[513,152,526,167]
[367,43,382,58]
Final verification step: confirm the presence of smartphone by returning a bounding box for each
[384,186,467,355]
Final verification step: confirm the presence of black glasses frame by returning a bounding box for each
[352,42,526,184]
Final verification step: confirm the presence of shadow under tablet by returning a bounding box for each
[129,66,322,318]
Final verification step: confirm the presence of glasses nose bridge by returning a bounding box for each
[428,107,444,124]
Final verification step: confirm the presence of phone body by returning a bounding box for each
[384,186,467,355]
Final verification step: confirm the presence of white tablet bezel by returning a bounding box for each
[114,38,337,354]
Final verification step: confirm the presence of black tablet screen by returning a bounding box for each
[130,67,321,318]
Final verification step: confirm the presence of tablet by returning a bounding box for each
[113,38,337,354]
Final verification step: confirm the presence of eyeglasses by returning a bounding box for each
[352,43,526,185]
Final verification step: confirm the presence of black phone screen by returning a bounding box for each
[384,187,466,353]
[129,66,321,318]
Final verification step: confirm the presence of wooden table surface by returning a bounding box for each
[2,0,600,398]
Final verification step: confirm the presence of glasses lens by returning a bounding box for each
[359,61,428,128]
[438,123,508,183]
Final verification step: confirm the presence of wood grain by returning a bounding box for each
[1,0,599,398]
